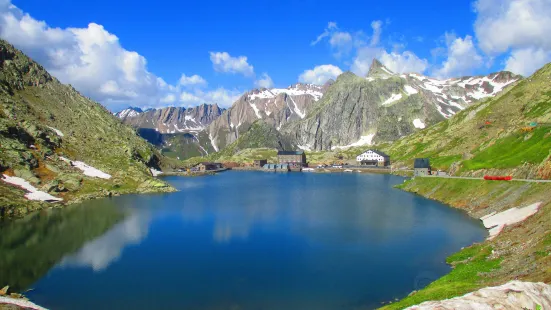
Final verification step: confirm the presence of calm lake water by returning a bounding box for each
[1,172,486,310]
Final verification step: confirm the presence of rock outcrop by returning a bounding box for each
[406,281,551,310]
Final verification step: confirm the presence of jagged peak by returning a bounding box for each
[367,59,395,77]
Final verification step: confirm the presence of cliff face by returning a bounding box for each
[202,83,327,152]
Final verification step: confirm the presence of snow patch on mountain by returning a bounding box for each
[413,119,426,129]
[209,133,219,152]
[60,157,112,179]
[248,84,323,102]
[250,102,262,119]
[404,85,418,95]
[288,95,306,119]
[47,126,64,137]
[382,93,403,106]
[2,174,63,202]
[331,134,375,150]
[116,108,142,119]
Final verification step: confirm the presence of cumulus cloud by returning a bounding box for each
[351,48,428,76]
[474,0,551,75]
[298,65,343,85]
[179,74,207,87]
[178,88,241,108]
[311,21,338,46]
[505,48,551,76]
[312,20,428,76]
[255,73,274,88]
[0,1,242,110]
[475,0,551,54]
[209,51,254,76]
[432,34,484,78]
[311,22,355,57]
[370,20,383,46]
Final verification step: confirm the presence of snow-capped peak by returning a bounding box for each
[248,83,324,101]
[115,107,143,119]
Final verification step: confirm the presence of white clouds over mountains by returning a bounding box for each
[299,65,343,85]
[0,1,245,110]
[308,0,551,80]
[474,0,551,76]
[209,52,254,77]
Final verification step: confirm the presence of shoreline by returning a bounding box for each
[3,173,549,309]
[380,177,551,309]
[0,175,176,220]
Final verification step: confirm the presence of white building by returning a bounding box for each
[356,149,390,166]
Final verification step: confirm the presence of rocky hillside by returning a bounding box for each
[201,83,330,152]
[380,61,551,179]
[116,103,224,134]
[282,59,520,151]
[0,39,175,218]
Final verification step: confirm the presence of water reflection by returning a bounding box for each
[59,212,151,271]
[3,172,487,310]
[0,202,123,290]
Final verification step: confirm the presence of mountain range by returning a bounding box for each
[117,59,520,160]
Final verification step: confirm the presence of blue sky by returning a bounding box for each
[2,0,551,110]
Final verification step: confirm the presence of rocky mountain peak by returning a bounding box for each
[367,59,394,77]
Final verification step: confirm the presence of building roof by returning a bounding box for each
[277,150,305,155]
[360,149,389,157]
[414,158,431,168]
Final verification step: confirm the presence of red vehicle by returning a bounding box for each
[484,175,512,181]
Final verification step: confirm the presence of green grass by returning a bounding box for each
[462,127,551,170]
[381,245,501,309]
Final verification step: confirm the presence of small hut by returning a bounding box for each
[414,158,431,176]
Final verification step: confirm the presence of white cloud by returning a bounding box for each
[179,74,207,87]
[0,1,246,111]
[432,34,484,78]
[311,22,355,57]
[313,20,428,77]
[0,1,181,110]
[311,21,338,46]
[160,93,176,103]
[179,88,241,108]
[370,20,383,46]
[209,51,254,76]
[380,51,428,74]
[351,46,428,76]
[475,0,551,54]
[505,48,551,76]
[298,65,343,85]
[474,0,551,75]
[255,73,274,88]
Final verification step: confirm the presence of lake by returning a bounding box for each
[0,172,487,309]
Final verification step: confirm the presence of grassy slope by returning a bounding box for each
[0,39,177,218]
[378,64,551,179]
[381,178,551,309]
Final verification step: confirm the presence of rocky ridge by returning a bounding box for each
[282,59,521,151]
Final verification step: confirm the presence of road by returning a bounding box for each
[419,174,551,183]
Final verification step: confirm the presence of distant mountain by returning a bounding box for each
[282,59,521,151]
[202,83,329,152]
[116,103,224,133]
[381,61,551,179]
